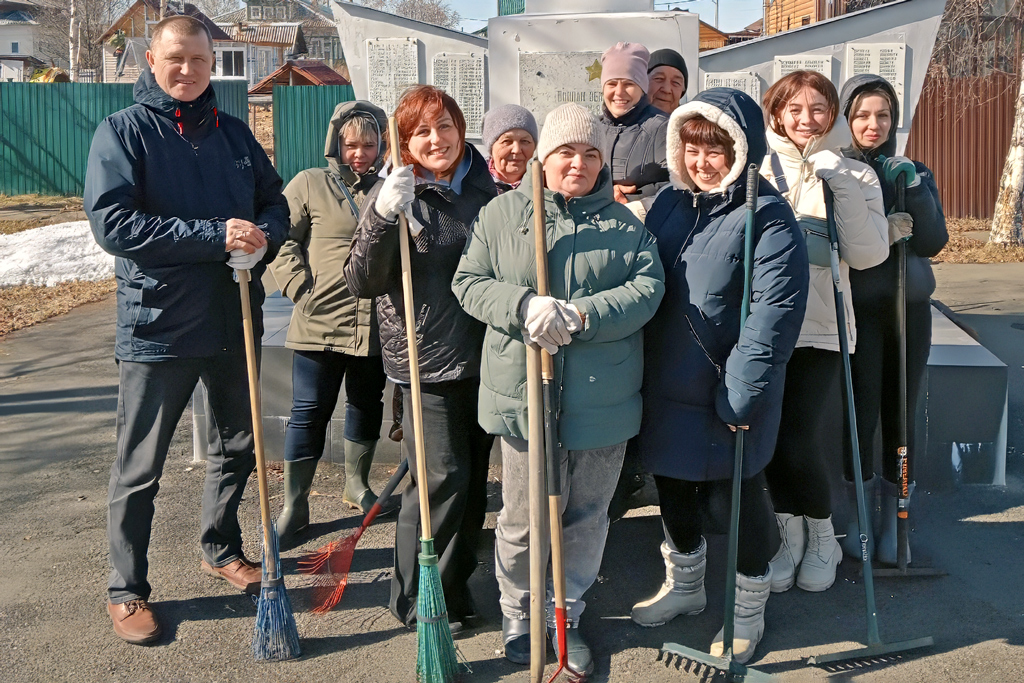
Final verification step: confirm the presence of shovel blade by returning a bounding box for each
[806,635,934,666]
[661,643,777,682]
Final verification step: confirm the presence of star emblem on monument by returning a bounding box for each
[585,59,602,82]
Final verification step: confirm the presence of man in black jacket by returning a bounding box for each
[85,15,288,645]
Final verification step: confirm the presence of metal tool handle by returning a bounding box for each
[894,173,911,571]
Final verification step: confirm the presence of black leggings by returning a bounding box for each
[656,472,779,577]
[765,347,842,520]
[848,300,932,483]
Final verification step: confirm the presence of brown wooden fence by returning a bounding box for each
[906,73,1018,219]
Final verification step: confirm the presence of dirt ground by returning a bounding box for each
[2,265,1024,682]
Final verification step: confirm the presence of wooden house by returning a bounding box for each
[764,0,848,35]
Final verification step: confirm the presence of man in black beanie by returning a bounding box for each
[647,48,688,114]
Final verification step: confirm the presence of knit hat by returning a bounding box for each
[537,103,602,161]
[481,104,539,156]
[648,48,688,91]
[600,42,651,92]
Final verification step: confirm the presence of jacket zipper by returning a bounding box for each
[683,193,722,377]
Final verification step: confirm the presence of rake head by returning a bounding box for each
[297,526,365,614]
[661,643,776,682]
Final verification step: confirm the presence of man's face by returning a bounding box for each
[146,30,213,102]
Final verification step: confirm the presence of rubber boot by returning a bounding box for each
[877,478,913,565]
[710,567,772,665]
[631,536,706,627]
[342,438,378,513]
[839,476,877,559]
[276,459,318,544]
[768,513,805,593]
[796,516,842,592]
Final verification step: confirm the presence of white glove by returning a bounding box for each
[228,243,267,270]
[562,302,583,334]
[888,212,913,244]
[522,294,572,352]
[375,165,416,221]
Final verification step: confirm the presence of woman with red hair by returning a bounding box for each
[345,85,498,629]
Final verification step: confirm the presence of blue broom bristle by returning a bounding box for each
[252,521,301,662]
[416,539,460,683]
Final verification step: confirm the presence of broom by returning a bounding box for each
[236,267,301,661]
[298,459,410,613]
[387,116,461,683]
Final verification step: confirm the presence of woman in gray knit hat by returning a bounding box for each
[454,101,665,676]
[481,103,539,194]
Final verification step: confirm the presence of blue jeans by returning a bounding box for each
[282,350,387,462]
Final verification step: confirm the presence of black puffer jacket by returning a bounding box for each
[840,74,947,303]
[85,69,289,361]
[344,144,498,383]
[596,95,669,198]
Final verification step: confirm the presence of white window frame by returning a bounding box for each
[276,6,286,19]
[250,6,261,19]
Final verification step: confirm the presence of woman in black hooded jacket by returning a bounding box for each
[839,74,948,565]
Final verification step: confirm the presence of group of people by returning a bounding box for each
[85,14,947,675]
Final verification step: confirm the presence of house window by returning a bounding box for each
[11,42,19,53]
[801,15,811,25]
[250,6,261,19]
[220,50,245,76]
[309,38,322,59]
[276,6,286,19]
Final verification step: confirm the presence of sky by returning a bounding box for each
[448,0,765,35]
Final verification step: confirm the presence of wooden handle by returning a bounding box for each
[530,160,554,380]
[237,268,275,576]
[387,117,433,537]
[526,346,548,682]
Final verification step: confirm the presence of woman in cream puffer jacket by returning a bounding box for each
[758,70,890,597]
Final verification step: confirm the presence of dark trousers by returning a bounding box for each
[655,472,779,577]
[765,347,842,520]
[108,354,256,603]
[848,300,931,483]
[282,350,387,462]
[390,379,494,625]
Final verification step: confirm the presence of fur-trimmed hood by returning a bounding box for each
[666,88,766,193]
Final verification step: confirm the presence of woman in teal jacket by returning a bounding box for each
[453,102,664,676]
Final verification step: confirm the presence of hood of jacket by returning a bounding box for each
[666,87,766,194]
[324,100,388,186]
[839,73,900,161]
[133,67,218,137]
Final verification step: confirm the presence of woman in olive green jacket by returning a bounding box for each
[270,100,388,542]
[453,102,665,674]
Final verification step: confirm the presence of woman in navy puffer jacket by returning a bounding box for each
[631,88,808,664]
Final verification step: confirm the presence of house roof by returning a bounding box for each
[98,0,232,43]
[217,22,306,50]
[0,9,34,24]
[247,58,349,94]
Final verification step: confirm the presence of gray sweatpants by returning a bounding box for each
[107,355,256,603]
[495,435,626,625]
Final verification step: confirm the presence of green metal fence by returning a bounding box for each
[272,84,356,186]
[0,79,248,196]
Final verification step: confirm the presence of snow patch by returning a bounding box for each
[0,221,115,287]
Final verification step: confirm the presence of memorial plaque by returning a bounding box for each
[365,38,420,115]
[703,71,761,103]
[844,42,907,126]
[519,51,605,120]
[432,52,486,138]
[773,54,832,81]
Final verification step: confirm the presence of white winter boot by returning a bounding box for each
[631,537,706,627]
[768,513,805,593]
[710,567,772,664]
[796,515,842,592]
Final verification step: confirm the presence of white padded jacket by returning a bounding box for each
[761,126,889,352]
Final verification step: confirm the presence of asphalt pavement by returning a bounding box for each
[1,262,1022,682]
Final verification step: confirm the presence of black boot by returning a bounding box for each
[502,616,531,665]
[839,476,877,559]
[276,459,318,545]
[342,438,378,513]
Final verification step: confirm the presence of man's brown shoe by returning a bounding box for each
[201,556,261,595]
[108,599,161,644]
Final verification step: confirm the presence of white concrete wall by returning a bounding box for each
[698,0,946,155]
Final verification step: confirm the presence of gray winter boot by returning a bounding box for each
[631,536,707,627]
[710,567,773,664]
[768,513,805,593]
[796,516,842,592]
[342,438,378,514]
[277,459,318,544]
[877,478,913,565]
[839,476,877,559]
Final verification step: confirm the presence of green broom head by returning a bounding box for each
[252,520,301,661]
[416,538,460,683]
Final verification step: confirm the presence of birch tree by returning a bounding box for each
[991,62,1024,245]
[69,0,81,81]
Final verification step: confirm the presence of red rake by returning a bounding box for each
[298,459,409,613]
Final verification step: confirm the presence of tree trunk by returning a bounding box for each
[159,0,168,21]
[991,58,1024,245]
[69,0,80,82]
